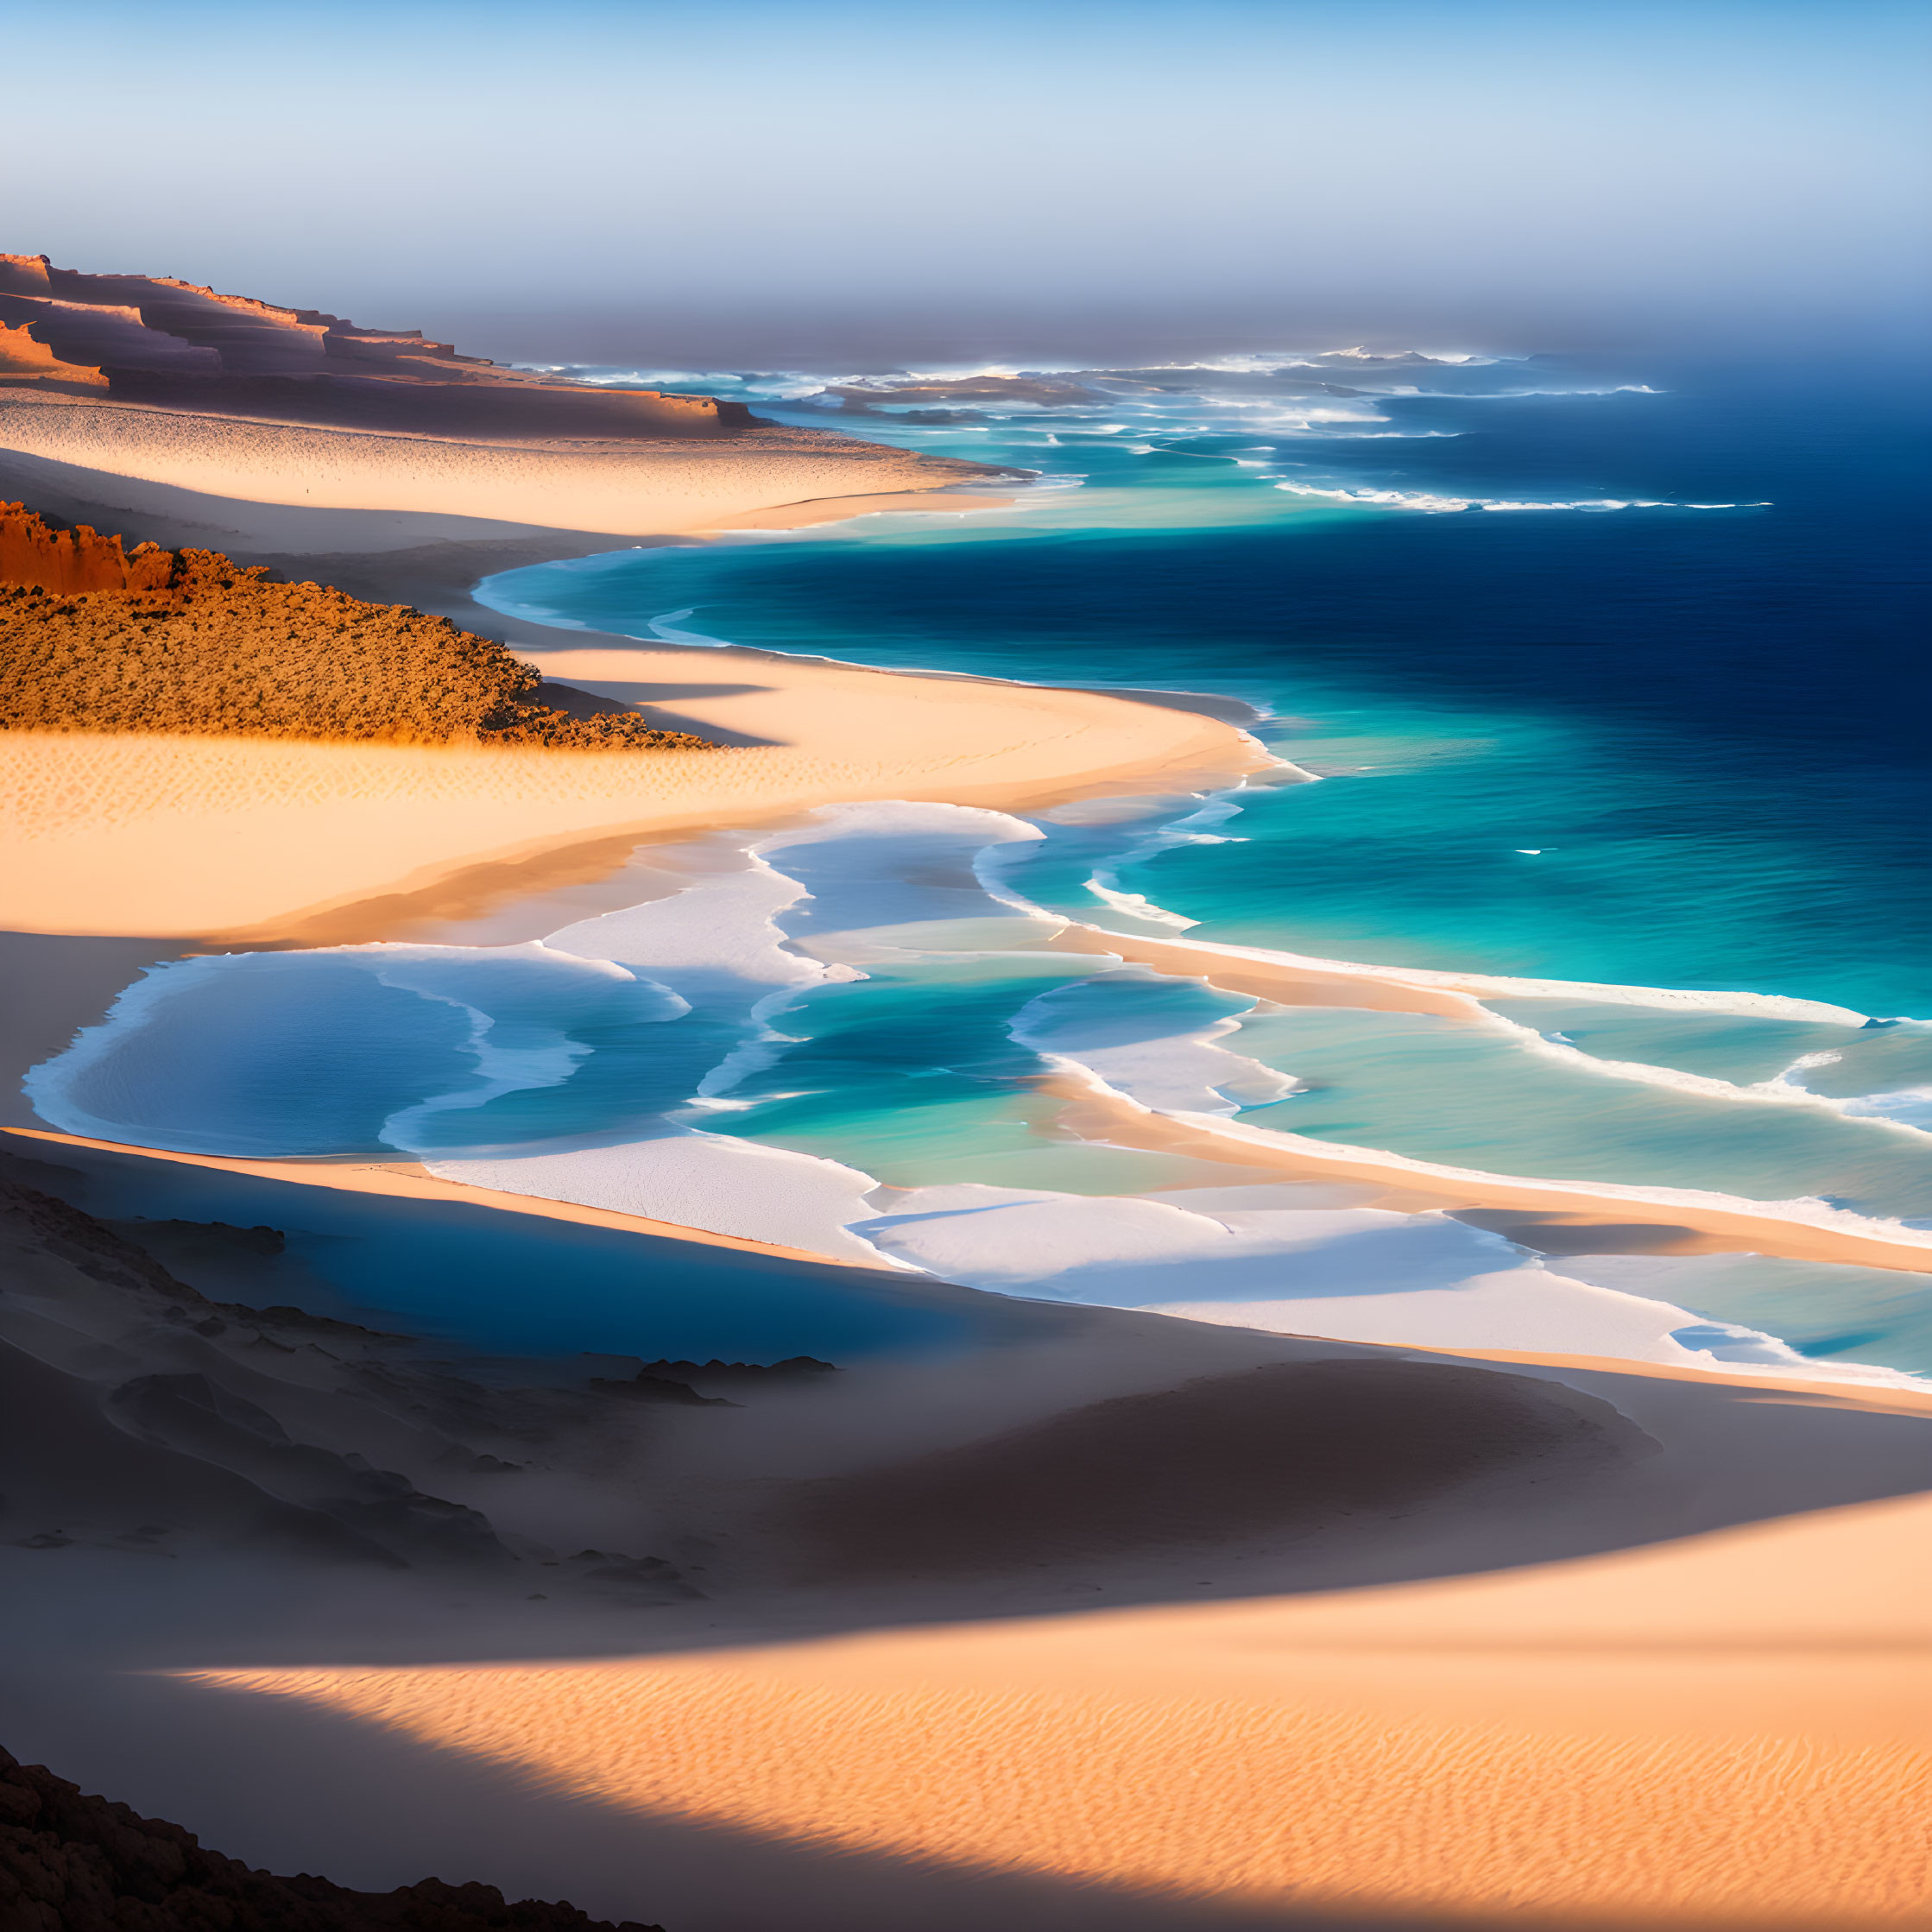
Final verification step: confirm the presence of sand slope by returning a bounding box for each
[197,1481,1932,1929]
[0,395,996,536]
[0,649,1260,936]
[5,1125,1929,1929]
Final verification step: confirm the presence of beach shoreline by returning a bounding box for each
[0,438,1269,942]
[6,440,1929,1319]
[3,407,1930,1932]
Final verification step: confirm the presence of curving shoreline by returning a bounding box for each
[6,448,1929,1306]
[0,446,1266,941]
[4,431,1931,1931]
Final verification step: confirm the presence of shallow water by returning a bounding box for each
[29,346,1932,1377]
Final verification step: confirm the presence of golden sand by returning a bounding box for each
[0,649,1263,938]
[196,1487,1932,1926]
[0,394,994,537]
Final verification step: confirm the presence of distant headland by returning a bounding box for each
[0,252,748,439]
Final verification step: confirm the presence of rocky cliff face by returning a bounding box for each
[0,254,754,438]
[0,503,176,597]
[0,1747,666,1932]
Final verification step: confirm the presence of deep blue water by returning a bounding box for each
[490,352,1932,1017]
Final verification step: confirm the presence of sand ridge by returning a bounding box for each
[0,650,1265,938]
[0,395,1003,537]
[191,1486,1932,1926]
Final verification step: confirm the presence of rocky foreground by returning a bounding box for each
[0,1747,664,1932]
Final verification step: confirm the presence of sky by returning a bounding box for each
[5,0,1927,363]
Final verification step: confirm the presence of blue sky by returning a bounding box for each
[8,0,1926,358]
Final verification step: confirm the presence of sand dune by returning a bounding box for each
[194,1444,1932,1928]
[0,395,997,537]
[0,651,1260,937]
[6,1122,1929,1928]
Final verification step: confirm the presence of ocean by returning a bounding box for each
[29,345,1932,1377]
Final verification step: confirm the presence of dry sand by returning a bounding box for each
[186,1415,1932,1929]
[8,1127,1929,1929]
[0,657,1260,938]
[0,394,1001,536]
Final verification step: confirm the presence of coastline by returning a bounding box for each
[3,418,1930,1931]
[0,394,1011,537]
[5,440,1929,1315]
[0,672,1260,941]
[0,447,1266,942]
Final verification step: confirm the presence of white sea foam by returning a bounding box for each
[1040,1055,1932,1259]
[1469,1006,1932,1141]
[645,606,739,647]
[848,1179,1859,1373]
[753,800,1046,955]
[1008,976,1297,1116]
[427,1129,897,1264]
[545,856,823,988]
[1275,482,1767,514]
[1083,879,1199,929]
[1067,793,1258,932]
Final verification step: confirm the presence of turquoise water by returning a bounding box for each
[28,347,1932,1374]
[491,353,1929,1016]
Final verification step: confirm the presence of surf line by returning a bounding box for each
[1036,1060,1932,1279]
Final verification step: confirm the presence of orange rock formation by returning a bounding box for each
[0,253,753,439]
[0,500,177,594]
[0,504,714,752]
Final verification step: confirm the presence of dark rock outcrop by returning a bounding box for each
[0,1746,666,1931]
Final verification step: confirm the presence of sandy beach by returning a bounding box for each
[5,1144,1926,1931]
[0,395,1007,537]
[3,366,1929,1932]
[0,411,1261,941]
[0,657,1259,939]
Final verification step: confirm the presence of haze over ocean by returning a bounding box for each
[6,1,1927,362]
